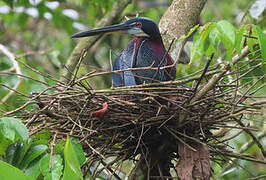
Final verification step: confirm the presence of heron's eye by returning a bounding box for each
[136,21,142,28]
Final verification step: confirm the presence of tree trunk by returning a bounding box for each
[159,0,207,63]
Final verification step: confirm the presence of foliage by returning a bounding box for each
[62,137,83,180]
[0,160,32,180]
[191,21,265,63]
[0,0,265,179]
[40,154,63,180]
[0,117,87,179]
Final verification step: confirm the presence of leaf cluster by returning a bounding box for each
[0,117,90,180]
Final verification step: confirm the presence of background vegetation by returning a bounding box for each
[0,0,265,179]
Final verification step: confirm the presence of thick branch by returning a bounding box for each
[159,0,207,60]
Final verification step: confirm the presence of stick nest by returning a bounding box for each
[16,52,265,179]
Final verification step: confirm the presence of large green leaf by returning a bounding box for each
[40,154,63,180]
[216,20,236,60]
[0,160,32,180]
[209,27,220,48]
[20,144,48,170]
[70,138,86,166]
[254,25,266,63]
[206,44,215,58]
[0,117,29,143]
[62,137,83,180]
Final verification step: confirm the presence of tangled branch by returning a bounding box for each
[1,43,265,179]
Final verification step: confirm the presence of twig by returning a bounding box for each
[190,62,230,104]
[164,126,197,152]
[98,158,122,180]
[247,174,266,180]
[87,69,221,91]
[49,132,57,171]
[0,44,22,104]
[232,45,250,65]
[0,72,49,86]
[212,150,266,164]
[134,123,144,155]
[152,38,176,80]
[86,142,105,159]
[233,117,266,158]
[1,101,34,117]
[193,53,214,93]
[235,74,265,105]
[222,132,266,173]
[69,50,87,86]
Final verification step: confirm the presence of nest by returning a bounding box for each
[12,49,265,179]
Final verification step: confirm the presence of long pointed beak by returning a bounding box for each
[71,23,131,38]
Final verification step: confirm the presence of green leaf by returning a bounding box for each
[191,31,202,61]
[54,140,65,155]
[40,154,63,180]
[191,23,215,61]
[15,0,31,7]
[0,135,12,156]
[20,145,48,170]
[247,36,256,55]
[31,130,50,147]
[0,160,32,180]
[253,25,266,63]
[206,44,215,58]
[209,28,220,48]
[216,20,236,45]
[24,157,43,180]
[0,117,29,143]
[0,121,15,141]
[216,20,236,60]
[63,136,83,180]
[5,142,28,167]
[5,143,17,165]
[235,25,246,55]
[70,138,86,165]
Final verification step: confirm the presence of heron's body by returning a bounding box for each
[72,17,176,87]
[112,36,175,86]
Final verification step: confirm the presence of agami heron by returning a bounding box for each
[72,17,176,87]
